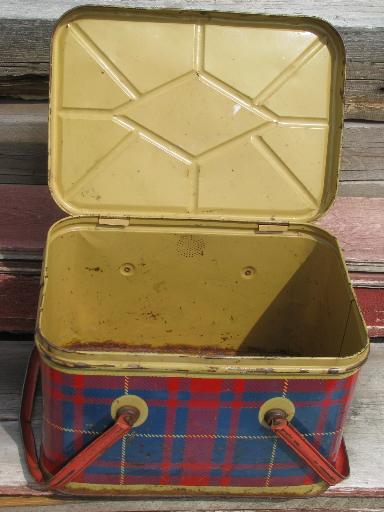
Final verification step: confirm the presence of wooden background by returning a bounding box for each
[1,1,384,194]
[1,0,383,336]
[0,1,383,509]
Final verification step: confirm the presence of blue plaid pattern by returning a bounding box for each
[40,363,357,488]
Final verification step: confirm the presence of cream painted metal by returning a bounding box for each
[38,8,367,370]
[49,8,344,223]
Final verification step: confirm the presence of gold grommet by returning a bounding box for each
[259,397,295,428]
[120,263,135,276]
[111,395,148,427]
[241,266,256,279]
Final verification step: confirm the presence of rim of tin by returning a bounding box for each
[36,329,369,377]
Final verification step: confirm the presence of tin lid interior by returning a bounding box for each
[49,8,344,223]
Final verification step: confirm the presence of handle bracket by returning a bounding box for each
[20,348,139,489]
[265,408,349,486]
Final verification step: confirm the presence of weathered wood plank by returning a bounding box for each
[1,103,384,189]
[352,270,384,337]
[345,79,384,123]
[0,103,48,184]
[338,181,384,198]
[0,190,384,336]
[342,28,384,122]
[0,144,47,185]
[0,496,66,507]
[2,499,384,511]
[341,171,384,182]
[350,273,384,287]
[2,494,384,511]
[0,273,41,333]
[0,339,41,421]
[0,186,383,264]
[341,122,384,173]
[0,185,62,252]
[0,340,383,505]
[3,1,384,27]
[0,3,383,120]
[318,197,384,265]
[1,266,382,336]
[0,103,47,144]
[351,274,384,339]
[354,287,384,337]
[0,187,382,333]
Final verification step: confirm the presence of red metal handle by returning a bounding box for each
[20,348,138,489]
[265,409,349,486]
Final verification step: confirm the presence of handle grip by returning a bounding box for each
[265,408,349,485]
[20,348,138,489]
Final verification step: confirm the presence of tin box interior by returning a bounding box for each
[39,8,367,360]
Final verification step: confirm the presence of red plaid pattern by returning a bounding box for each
[40,361,358,489]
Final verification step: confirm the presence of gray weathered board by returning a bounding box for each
[0,0,383,122]
[1,103,384,196]
[0,2,383,509]
[0,339,383,508]
[1,1,383,199]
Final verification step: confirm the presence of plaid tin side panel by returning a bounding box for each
[40,363,358,488]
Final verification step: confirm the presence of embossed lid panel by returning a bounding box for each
[50,8,344,222]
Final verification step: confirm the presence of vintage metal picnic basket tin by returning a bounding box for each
[21,6,369,497]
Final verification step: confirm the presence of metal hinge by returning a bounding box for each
[257,223,289,232]
[98,217,130,227]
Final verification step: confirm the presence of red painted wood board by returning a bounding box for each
[0,185,382,334]
[0,267,383,336]
[0,274,39,332]
[354,287,384,337]
[0,185,383,267]
[0,184,62,252]
[317,196,384,267]
[353,273,384,337]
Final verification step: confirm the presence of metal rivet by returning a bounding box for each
[111,395,149,427]
[120,263,135,276]
[258,397,295,428]
[241,266,256,279]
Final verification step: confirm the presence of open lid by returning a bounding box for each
[49,7,345,223]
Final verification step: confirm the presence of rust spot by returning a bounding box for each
[85,266,102,272]
[68,340,240,356]
[67,339,304,358]
[144,311,159,320]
